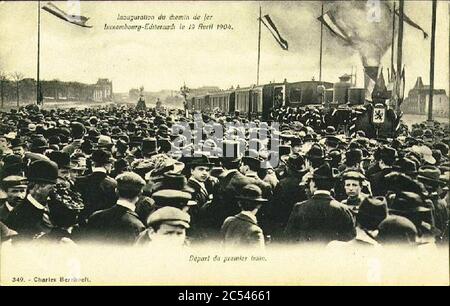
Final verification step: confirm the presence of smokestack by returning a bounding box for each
[364,66,379,103]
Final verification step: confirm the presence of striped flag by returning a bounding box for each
[260,15,289,50]
[317,11,352,45]
[42,2,92,28]
[364,66,379,102]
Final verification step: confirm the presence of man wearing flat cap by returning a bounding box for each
[284,163,356,244]
[83,171,146,245]
[0,175,27,222]
[75,149,117,222]
[221,184,267,249]
[136,206,191,247]
[5,160,58,240]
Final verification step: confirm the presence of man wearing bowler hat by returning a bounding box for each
[83,171,146,245]
[284,162,356,244]
[5,160,58,240]
[74,149,117,222]
[221,184,267,248]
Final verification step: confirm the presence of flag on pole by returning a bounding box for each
[398,67,406,101]
[395,9,428,39]
[317,11,352,45]
[42,2,92,28]
[364,66,379,102]
[260,15,289,50]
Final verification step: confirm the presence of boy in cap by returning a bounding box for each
[4,160,58,240]
[83,172,146,245]
[341,170,369,208]
[0,175,27,222]
[221,184,267,249]
[136,206,191,247]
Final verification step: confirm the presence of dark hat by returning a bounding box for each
[377,215,418,245]
[392,157,417,176]
[9,138,25,148]
[30,137,49,152]
[114,158,129,171]
[290,137,302,147]
[116,171,146,193]
[389,191,431,214]
[306,143,325,160]
[151,189,192,208]
[417,166,445,187]
[28,160,58,184]
[142,138,159,156]
[281,154,306,173]
[433,142,449,156]
[377,146,397,164]
[278,145,291,157]
[147,206,190,229]
[157,138,172,154]
[356,196,388,230]
[91,149,113,166]
[345,148,363,165]
[70,122,86,138]
[236,184,268,202]
[48,135,61,146]
[189,154,213,168]
[312,162,338,180]
[152,172,195,193]
[115,139,129,153]
[324,126,336,135]
[242,156,263,170]
[324,136,341,149]
[48,151,71,169]
[384,172,427,195]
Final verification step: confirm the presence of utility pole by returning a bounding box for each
[428,0,437,122]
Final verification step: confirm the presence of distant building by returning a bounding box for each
[402,77,448,117]
[92,78,113,102]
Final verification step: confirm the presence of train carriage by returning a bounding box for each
[208,90,235,114]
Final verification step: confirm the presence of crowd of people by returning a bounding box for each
[0,103,448,249]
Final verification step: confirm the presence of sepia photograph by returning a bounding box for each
[0,0,448,287]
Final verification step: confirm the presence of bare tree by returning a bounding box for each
[0,71,8,109]
[11,72,24,108]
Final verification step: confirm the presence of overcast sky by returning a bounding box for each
[0,1,448,94]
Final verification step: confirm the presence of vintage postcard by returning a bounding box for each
[0,0,448,287]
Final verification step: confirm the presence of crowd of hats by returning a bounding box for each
[0,103,449,245]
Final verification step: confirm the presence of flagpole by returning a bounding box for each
[391,1,396,79]
[396,0,404,111]
[319,2,324,82]
[37,0,41,106]
[428,0,437,122]
[257,4,262,85]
